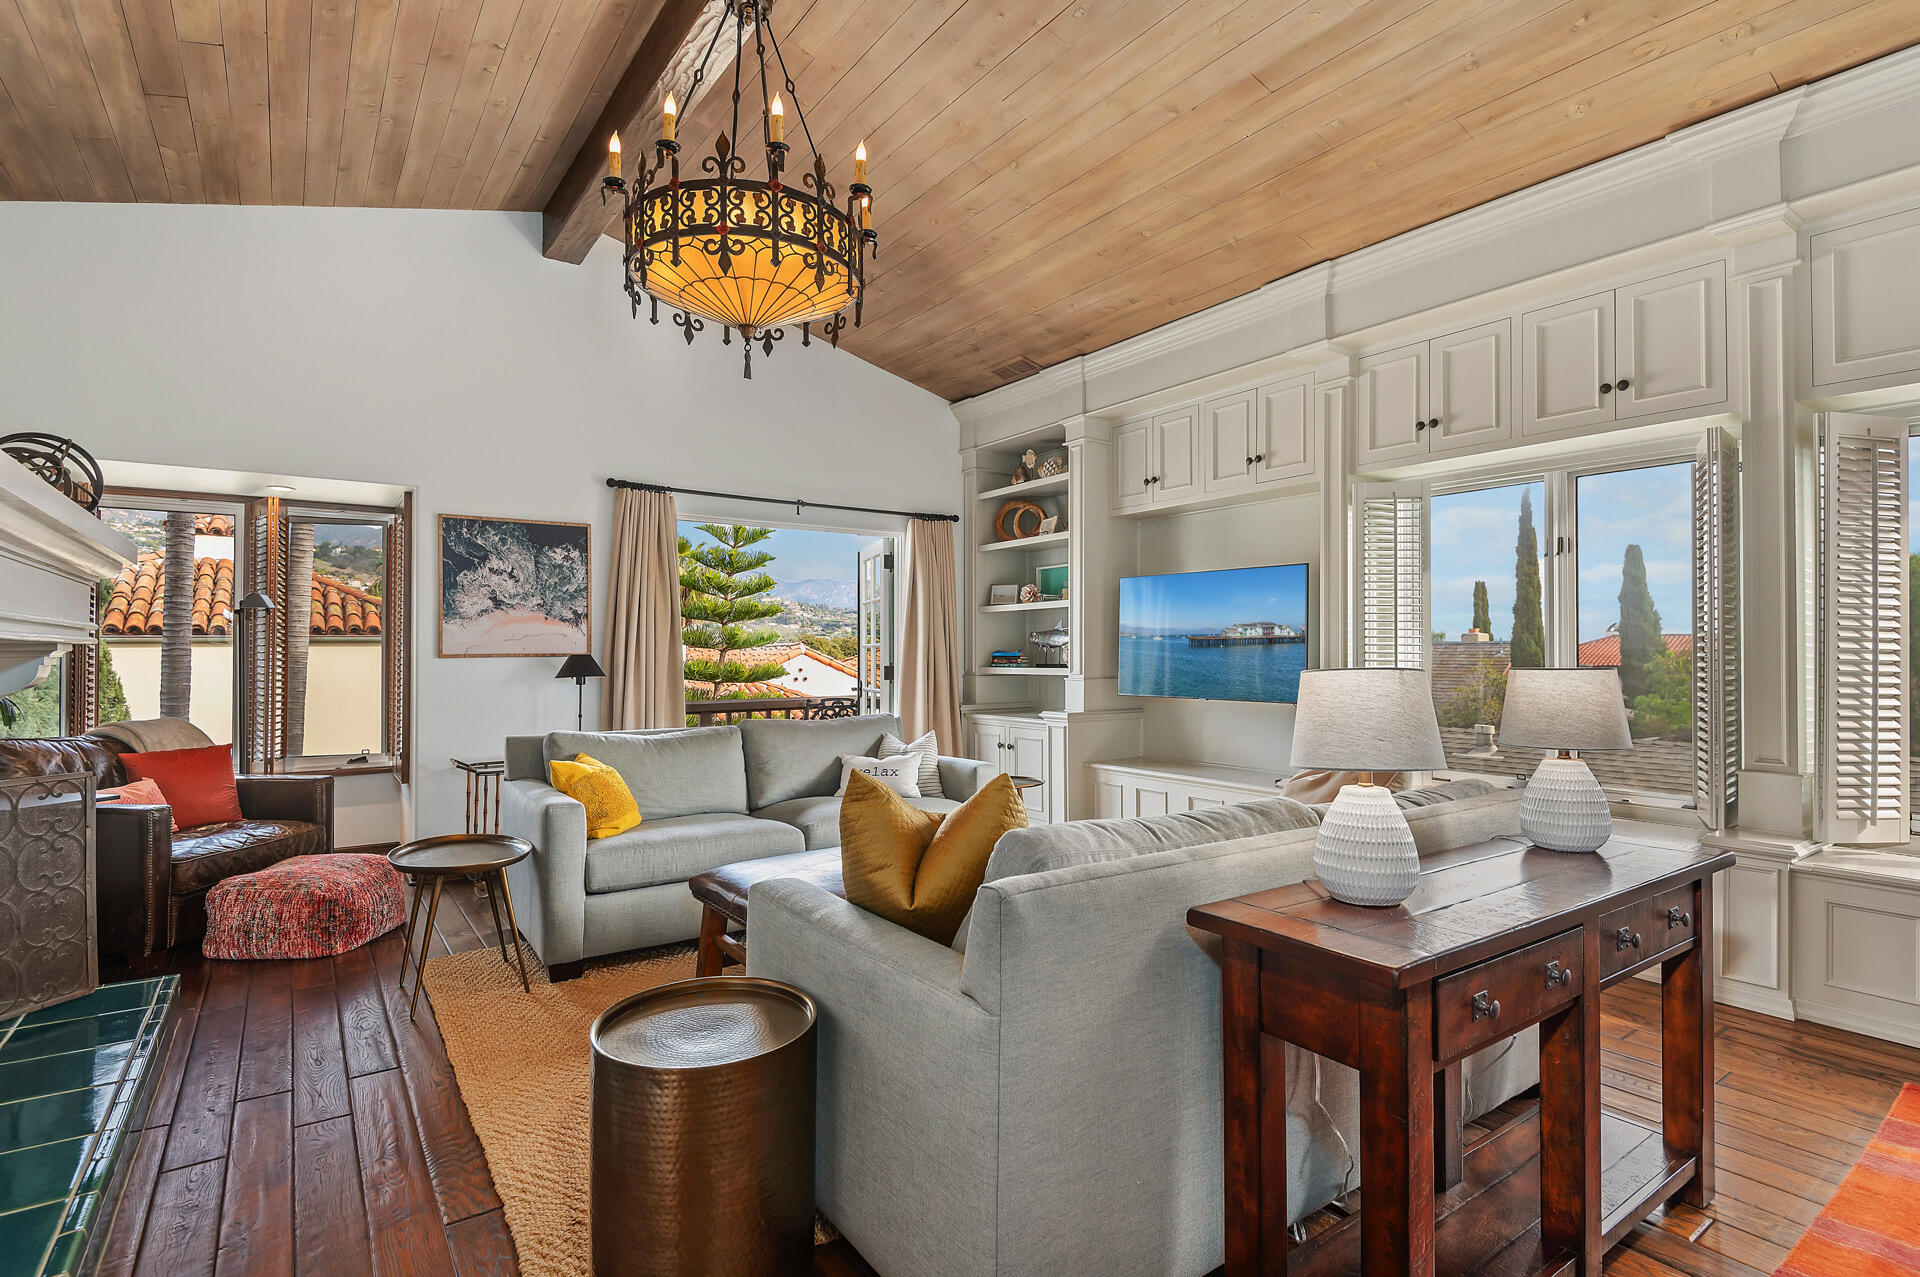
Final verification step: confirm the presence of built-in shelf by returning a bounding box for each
[975,666,1069,677]
[978,531,1069,554]
[976,472,1068,502]
[979,600,1068,614]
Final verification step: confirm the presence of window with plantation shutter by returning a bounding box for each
[1818,413,1909,845]
[385,495,411,783]
[242,495,289,772]
[1354,482,1428,669]
[1693,427,1739,830]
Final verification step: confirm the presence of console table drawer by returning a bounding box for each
[1600,884,1697,979]
[1434,928,1582,1063]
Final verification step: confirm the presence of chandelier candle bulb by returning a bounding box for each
[607,132,620,178]
[861,197,872,229]
[854,141,867,184]
[769,94,784,144]
[661,94,676,143]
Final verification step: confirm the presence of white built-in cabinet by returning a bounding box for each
[1354,318,1512,467]
[1113,406,1198,512]
[1519,261,1726,438]
[969,713,1051,823]
[1199,374,1318,495]
[1088,759,1281,818]
[1811,207,1920,389]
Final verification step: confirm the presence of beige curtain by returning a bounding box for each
[604,486,683,729]
[899,517,962,753]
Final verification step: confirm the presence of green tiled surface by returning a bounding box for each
[0,978,178,1277]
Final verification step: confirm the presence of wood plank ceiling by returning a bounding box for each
[4,0,1920,400]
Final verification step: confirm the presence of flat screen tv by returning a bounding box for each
[1118,564,1310,703]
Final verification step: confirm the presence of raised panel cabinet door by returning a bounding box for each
[1153,406,1200,503]
[1113,418,1153,512]
[1009,725,1050,823]
[1095,779,1124,819]
[1427,318,1512,455]
[1132,784,1171,817]
[1521,291,1615,436]
[971,723,1008,774]
[1201,390,1260,494]
[1616,262,1726,420]
[1255,375,1317,483]
[1812,207,1920,387]
[1355,344,1428,466]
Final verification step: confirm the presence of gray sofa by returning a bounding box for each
[500,713,995,978]
[746,780,1536,1277]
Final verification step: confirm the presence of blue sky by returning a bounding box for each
[1120,564,1308,632]
[678,521,874,582]
[1429,461,1691,644]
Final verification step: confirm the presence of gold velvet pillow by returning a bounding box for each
[839,770,1028,944]
[549,753,643,840]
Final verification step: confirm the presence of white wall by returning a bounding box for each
[1130,492,1320,771]
[0,203,960,840]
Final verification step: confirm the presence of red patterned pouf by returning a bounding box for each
[204,853,407,960]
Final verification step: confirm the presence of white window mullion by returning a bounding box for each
[1353,481,1428,669]
[1693,426,1739,831]
[1543,470,1577,667]
[1818,413,1909,845]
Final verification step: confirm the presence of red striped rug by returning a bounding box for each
[1776,1083,1920,1277]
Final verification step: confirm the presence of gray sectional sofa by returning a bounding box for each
[745,779,1536,1277]
[499,713,995,977]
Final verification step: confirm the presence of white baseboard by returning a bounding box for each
[1713,979,1797,1022]
[1790,998,1920,1050]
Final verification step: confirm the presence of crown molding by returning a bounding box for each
[1080,264,1331,380]
[1667,89,1806,165]
[1788,44,1920,137]
[950,357,1083,423]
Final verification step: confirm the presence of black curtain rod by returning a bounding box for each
[606,477,959,523]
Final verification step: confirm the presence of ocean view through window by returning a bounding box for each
[1118,564,1309,703]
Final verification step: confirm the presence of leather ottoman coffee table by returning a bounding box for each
[688,850,843,977]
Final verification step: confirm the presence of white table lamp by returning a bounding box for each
[1498,668,1632,853]
[1289,668,1447,907]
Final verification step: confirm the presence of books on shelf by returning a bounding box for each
[989,651,1027,667]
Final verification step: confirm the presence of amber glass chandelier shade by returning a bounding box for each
[627,179,861,332]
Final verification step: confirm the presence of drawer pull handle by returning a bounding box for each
[1470,991,1501,1022]
[1616,927,1642,952]
[1668,906,1692,929]
[1545,959,1572,988]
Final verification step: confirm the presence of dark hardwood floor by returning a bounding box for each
[99,880,1917,1276]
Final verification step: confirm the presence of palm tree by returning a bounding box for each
[158,511,195,719]
[284,523,315,754]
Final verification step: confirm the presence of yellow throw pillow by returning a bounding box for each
[549,753,642,840]
[840,770,1028,945]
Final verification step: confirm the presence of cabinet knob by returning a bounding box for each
[1470,991,1501,1022]
[1427,418,1440,431]
[1545,959,1572,988]
[1147,475,1158,485]
[1599,383,1612,395]
[1414,420,1426,432]
[1615,378,1631,392]
[1667,906,1692,929]
[1246,456,1256,469]
[1253,453,1264,463]
[1616,927,1642,952]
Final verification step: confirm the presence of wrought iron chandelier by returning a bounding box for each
[603,0,874,378]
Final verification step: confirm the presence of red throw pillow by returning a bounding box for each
[121,745,243,829]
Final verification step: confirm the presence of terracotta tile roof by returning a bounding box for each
[102,555,381,637]
[194,514,234,536]
[683,679,805,699]
[1576,634,1693,667]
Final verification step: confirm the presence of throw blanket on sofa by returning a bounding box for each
[89,717,216,753]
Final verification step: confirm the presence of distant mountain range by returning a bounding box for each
[772,578,857,609]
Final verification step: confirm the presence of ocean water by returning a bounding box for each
[1118,635,1307,703]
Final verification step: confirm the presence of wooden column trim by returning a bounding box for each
[540,0,751,264]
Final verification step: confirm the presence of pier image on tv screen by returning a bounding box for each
[1118,564,1309,703]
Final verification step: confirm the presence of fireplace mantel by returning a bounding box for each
[0,456,136,696]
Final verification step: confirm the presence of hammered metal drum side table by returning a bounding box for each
[590,977,817,1277]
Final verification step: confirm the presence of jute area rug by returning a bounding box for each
[422,942,835,1277]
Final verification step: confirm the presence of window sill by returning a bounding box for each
[1793,845,1920,888]
[279,758,395,778]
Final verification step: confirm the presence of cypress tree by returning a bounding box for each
[1472,580,1491,635]
[1618,544,1664,702]
[1510,489,1545,668]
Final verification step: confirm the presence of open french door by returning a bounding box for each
[857,541,894,714]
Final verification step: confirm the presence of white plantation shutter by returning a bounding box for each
[1818,413,1909,845]
[1354,482,1428,669]
[1693,427,1739,829]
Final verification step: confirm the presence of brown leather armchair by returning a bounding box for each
[0,736,334,966]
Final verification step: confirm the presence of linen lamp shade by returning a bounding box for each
[1289,668,1447,774]
[1499,668,1631,751]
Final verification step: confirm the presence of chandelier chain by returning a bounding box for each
[762,10,822,166]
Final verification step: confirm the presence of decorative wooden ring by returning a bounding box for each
[994,499,1046,541]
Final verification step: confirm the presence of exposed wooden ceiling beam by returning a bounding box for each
[540,0,761,263]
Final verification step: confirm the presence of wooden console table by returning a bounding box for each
[1188,834,1734,1277]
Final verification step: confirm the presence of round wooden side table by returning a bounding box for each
[1007,775,1043,793]
[390,833,534,1017]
